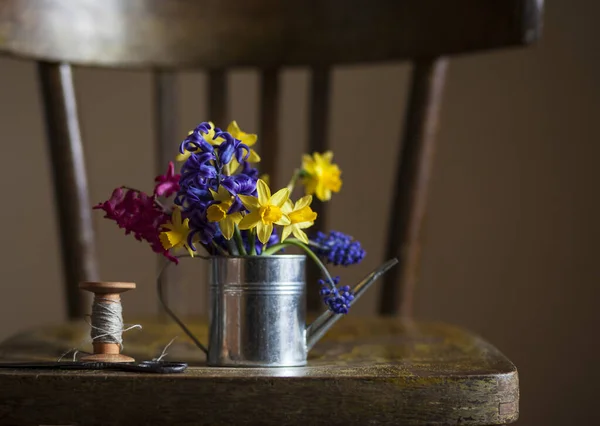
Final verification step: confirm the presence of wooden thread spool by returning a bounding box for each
[79,281,136,363]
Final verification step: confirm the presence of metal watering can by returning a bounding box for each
[159,255,398,367]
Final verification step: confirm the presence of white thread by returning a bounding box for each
[153,336,178,362]
[57,347,90,362]
[88,297,142,350]
[56,278,192,362]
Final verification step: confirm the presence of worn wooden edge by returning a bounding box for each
[78,281,136,293]
[0,318,519,424]
[0,370,518,425]
[0,0,543,69]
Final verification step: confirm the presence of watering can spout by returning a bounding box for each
[305,258,398,351]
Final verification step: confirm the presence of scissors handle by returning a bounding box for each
[0,361,188,374]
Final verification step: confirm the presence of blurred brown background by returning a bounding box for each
[0,1,598,425]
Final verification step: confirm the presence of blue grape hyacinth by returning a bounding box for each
[319,276,355,314]
[310,231,366,266]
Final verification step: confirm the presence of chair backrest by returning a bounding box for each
[0,0,544,318]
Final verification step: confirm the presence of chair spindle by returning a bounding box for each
[306,67,332,311]
[259,68,280,185]
[380,58,449,316]
[38,62,99,318]
[208,70,227,126]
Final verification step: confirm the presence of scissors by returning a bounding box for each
[0,360,188,374]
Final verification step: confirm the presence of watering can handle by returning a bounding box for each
[157,256,209,355]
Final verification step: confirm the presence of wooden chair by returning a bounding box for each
[0,1,543,424]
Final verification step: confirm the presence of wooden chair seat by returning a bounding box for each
[0,317,518,425]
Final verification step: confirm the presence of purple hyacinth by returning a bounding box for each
[216,131,250,165]
[175,121,262,254]
[221,173,258,213]
[319,276,354,314]
[310,231,366,266]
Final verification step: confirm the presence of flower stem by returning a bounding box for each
[211,241,228,256]
[262,239,336,290]
[249,228,257,255]
[233,225,247,255]
[226,239,239,256]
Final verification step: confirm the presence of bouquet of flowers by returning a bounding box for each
[95,121,366,314]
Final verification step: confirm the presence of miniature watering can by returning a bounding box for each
[159,255,398,367]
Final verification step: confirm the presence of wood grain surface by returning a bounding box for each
[0,317,519,425]
[0,0,543,69]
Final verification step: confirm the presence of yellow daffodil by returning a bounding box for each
[206,186,243,240]
[281,195,317,244]
[223,121,261,175]
[301,151,342,201]
[238,179,291,244]
[259,173,270,187]
[159,207,194,257]
[176,122,224,162]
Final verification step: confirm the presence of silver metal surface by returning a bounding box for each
[306,258,399,350]
[158,254,398,367]
[208,255,307,367]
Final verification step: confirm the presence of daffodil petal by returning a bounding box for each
[302,154,315,174]
[281,225,292,242]
[238,210,261,230]
[238,195,260,210]
[275,214,291,226]
[257,222,273,244]
[244,134,258,146]
[185,244,195,257]
[211,135,225,145]
[218,185,231,199]
[230,212,243,224]
[220,216,235,240]
[227,120,241,135]
[224,158,240,176]
[294,195,312,210]
[247,150,261,162]
[159,232,173,250]
[176,151,192,162]
[259,174,270,186]
[315,184,331,202]
[292,227,309,244]
[270,187,290,207]
[281,199,294,214]
[171,207,182,223]
[257,179,271,205]
[295,220,314,229]
[303,178,318,197]
[322,151,334,162]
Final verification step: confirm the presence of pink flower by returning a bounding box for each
[94,187,178,263]
[154,161,180,198]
